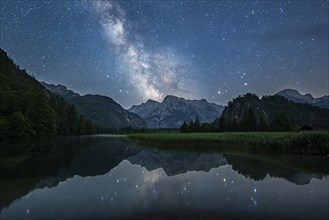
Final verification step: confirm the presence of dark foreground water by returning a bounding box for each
[0,136,328,219]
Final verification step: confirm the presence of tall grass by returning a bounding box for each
[128,131,329,155]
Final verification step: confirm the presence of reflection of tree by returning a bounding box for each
[0,137,140,209]
[224,154,327,185]
[1,137,328,211]
[129,148,329,183]
[227,155,267,181]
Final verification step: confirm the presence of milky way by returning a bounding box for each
[0,0,328,107]
[90,1,195,101]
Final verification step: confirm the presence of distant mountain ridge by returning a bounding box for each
[276,89,329,109]
[41,83,79,98]
[129,95,224,128]
[41,82,145,129]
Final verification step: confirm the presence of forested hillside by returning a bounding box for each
[218,93,329,131]
[0,49,109,140]
[180,93,329,133]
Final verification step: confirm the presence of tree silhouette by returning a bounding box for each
[240,108,256,131]
[180,121,189,133]
[258,114,268,131]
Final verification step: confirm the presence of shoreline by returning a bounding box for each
[128,131,329,155]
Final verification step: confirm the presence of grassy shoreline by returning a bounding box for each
[128,131,329,155]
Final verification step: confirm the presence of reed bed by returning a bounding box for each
[128,131,329,155]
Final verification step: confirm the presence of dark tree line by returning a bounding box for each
[180,116,222,133]
[180,117,202,133]
[218,108,293,132]
[180,108,294,133]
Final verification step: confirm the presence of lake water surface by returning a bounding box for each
[0,136,328,219]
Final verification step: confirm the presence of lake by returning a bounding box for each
[0,135,328,219]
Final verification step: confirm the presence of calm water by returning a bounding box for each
[0,136,328,219]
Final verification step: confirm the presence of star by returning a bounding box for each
[0,0,326,107]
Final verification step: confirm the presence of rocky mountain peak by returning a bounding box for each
[276,89,328,109]
[163,95,185,103]
[145,99,159,105]
[304,93,313,99]
[128,95,225,128]
[277,89,301,97]
[41,82,80,98]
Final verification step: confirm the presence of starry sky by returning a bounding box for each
[0,0,328,108]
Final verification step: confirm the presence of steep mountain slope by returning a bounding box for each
[42,82,145,129]
[276,89,329,109]
[220,93,329,131]
[0,48,104,139]
[129,95,225,128]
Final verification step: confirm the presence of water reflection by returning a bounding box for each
[0,136,328,219]
[0,136,139,208]
[129,149,227,176]
[225,154,327,185]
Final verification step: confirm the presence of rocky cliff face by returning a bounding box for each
[129,95,224,128]
[40,83,79,98]
[276,89,329,109]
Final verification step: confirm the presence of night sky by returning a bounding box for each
[0,1,328,108]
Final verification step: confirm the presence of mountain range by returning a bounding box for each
[276,89,329,109]
[41,82,145,129]
[39,83,329,130]
[41,83,329,130]
[2,47,328,132]
[129,95,225,128]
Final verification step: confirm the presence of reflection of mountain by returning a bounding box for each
[128,149,227,176]
[0,136,140,209]
[1,137,328,210]
[225,154,327,185]
[35,138,140,189]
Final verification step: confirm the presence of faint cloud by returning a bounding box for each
[260,23,328,42]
